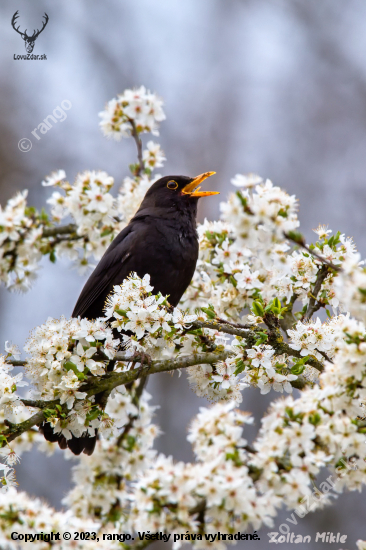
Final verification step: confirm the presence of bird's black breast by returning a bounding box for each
[139,216,199,305]
[72,210,199,319]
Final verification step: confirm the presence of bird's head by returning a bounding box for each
[140,172,219,211]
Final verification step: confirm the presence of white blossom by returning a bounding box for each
[41,169,67,187]
[99,86,165,139]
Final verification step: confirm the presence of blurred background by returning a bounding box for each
[0,0,365,547]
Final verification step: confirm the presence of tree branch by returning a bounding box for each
[20,398,59,409]
[42,223,78,238]
[85,350,231,397]
[3,351,230,444]
[4,317,325,445]
[4,409,47,444]
[7,360,26,367]
[4,341,314,445]
[190,318,252,337]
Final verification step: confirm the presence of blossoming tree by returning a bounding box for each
[1,86,366,549]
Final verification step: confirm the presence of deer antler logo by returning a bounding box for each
[11,11,49,54]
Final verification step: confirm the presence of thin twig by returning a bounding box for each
[21,399,59,409]
[280,293,298,333]
[216,317,252,329]
[284,232,341,272]
[117,376,148,446]
[305,265,329,320]
[7,360,26,367]
[129,119,144,176]
[263,312,325,371]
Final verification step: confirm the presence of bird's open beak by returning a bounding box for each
[182,171,219,197]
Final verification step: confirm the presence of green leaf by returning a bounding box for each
[129,163,138,174]
[40,207,49,222]
[234,360,246,376]
[100,228,113,237]
[254,331,268,345]
[270,297,283,316]
[230,275,237,288]
[86,407,101,423]
[291,363,305,375]
[201,305,216,319]
[64,361,78,371]
[225,448,243,466]
[285,406,295,419]
[43,408,57,419]
[235,190,248,208]
[264,301,274,312]
[63,361,85,380]
[308,412,321,425]
[25,206,36,217]
[115,308,128,317]
[205,230,215,242]
[287,231,305,245]
[251,301,264,317]
[125,435,136,452]
[290,355,310,375]
[327,231,341,250]
[49,250,56,263]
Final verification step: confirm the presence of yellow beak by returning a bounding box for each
[182,171,219,197]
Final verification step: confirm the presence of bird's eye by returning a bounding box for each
[167,180,178,190]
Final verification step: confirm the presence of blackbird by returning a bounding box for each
[40,172,218,455]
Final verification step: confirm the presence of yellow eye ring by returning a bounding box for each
[167,180,178,190]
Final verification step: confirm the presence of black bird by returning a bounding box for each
[40,172,218,455]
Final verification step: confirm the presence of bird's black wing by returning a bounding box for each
[72,224,136,318]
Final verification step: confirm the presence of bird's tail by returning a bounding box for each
[38,345,117,455]
[39,421,97,456]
